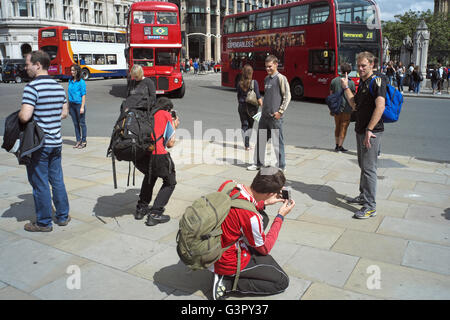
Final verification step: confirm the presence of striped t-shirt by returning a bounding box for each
[21,75,67,147]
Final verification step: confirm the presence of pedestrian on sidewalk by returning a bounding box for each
[247,55,291,172]
[19,50,70,232]
[396,61,405,93]
[134,96,180,226]
[329,62,355,153]
[412,66,423,94]
[236,64,262,151]
[68,64,87,149]
[340,51,386,219]
[211,167,295,300]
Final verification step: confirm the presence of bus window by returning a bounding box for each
[41,46,57,60]
[310,5,330,24]
[76,30,90,42]
[80,54,93,65]
[308,49,335,73]
[223,17,235,34]
[105,33,116,43]
[133,48,154,67]
[94,54,106,65]
[62,29,76,41]
[134,11,155,24]
[157,11,177,24]
[116,33,126,43]
[156,48,178,66]
[272,9,288,29]
[106,54,117,65]
[92,32,104,42]
[73,54,79,64]
[290,5,309,26]
[236,16,248,33]
[248,14,256,31]
[256,12,271,30]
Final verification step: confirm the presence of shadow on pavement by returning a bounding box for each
[1,193,36,222]
[93,189,139,221]
[443,208,450,220]
[287,179,357,213]
[153,260,213,299]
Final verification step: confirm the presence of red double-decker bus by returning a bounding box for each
[221,0,382,99]
[126,1,185,98]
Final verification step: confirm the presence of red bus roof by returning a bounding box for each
[131,1,178,11]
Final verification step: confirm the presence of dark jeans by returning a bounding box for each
[26,146,69,227]
[136,153,177,215]
[238,103,255,148]
[255,115,285,169]
[69,102,87,143]
[222,211,289,297]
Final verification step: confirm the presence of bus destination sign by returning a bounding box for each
[341,29,376,42]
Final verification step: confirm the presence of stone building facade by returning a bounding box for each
[0,0,132,61]
[1,0,294,62]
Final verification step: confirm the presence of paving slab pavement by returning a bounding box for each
[0,136,449,300]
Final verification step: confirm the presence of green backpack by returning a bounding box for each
[176,182,259,289]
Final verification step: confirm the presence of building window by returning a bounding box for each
[80,0,88,23]
[115,5,122,25]
[63,0,73,21]
[11,0,35,17]
[94,2,103,24]
[45,0,54,19]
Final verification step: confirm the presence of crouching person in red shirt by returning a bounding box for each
[211,166,295,300]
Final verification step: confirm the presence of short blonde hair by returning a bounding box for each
[356,51,375,64]
[130,64,144,80]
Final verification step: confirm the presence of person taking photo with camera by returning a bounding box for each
[211,167,295,300]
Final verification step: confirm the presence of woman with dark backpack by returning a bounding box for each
[236,64,262,151]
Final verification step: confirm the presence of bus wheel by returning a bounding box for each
[15,76,23,83]
[81,68,90,80]
[291,80,304,100]
[173,82,185,98]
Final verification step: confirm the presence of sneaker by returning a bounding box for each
[353,207,377,219]
[24,222,52,232]
[247,164,261,171]
[347,195,365,205]
[338,146,348,152]
[335,145,340,152]
[146,213,170,226]
[55,216,71,226]
[212,274,227,300]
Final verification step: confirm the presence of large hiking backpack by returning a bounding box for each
[107,101,162,188]
[176,182,259,289]
[369,76,403,123]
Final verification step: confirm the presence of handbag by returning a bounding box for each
[245,80,259,107]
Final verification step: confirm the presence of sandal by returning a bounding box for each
[78,142,87,149]
[73,141,81,148]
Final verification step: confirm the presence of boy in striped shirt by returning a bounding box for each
[19,50,70,232]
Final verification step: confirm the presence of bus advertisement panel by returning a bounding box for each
[126,1,184,98]
[38,26,127,80]
[221,0,382,99]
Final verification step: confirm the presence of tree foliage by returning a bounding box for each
[382,10,450,64]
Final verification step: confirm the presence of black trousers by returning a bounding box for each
[136,153,177,215]
[223,211,289,297]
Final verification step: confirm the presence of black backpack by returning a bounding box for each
[107,100,162,189]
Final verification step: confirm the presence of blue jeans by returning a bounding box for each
[69,102,87,143]
[414,81,421,93]
[26,146,69,227]
[255,115,285,169]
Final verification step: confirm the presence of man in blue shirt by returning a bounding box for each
[19,50,70,232]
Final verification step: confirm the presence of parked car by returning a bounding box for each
[1,61,31,83]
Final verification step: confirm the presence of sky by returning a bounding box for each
[376,0,434,21]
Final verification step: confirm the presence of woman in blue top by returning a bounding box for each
[236,64,262,150]
[68,64,87,148]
